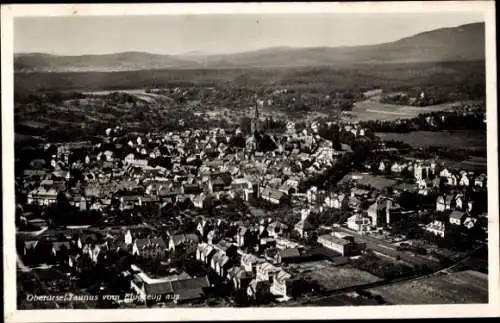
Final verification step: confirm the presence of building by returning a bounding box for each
[367,198,393,228]
[391,162,404,174]
[474,174,487,188]
[210,250,231,277]
[168,234,200,253]
[346,213,371,232]
[132,237,167,260]
[425,220,446,238]
[324,193,348,210]
[251,99,261,134]
[459,173,470,187]
[463,216,478,229]
[124,153,148,167]
[255,262,281,282]
[209,173,232,193]
[449,210,466,226]
[235,225,253,248]
[171,276,211,304]
[226,266,253,291]
[231,178,254,201]
[27,187,58,206]
[270,270,293,300]
[130,266,209,304]
[294,209,315,239]
[240,252,264,273]
[436,195,453,212]
[260,186,287,205]
[317,232,361,257]
[455,194,464,210]
[267,221,288,238]
[196,243,216,264]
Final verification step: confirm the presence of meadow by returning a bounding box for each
[376,130,486,149]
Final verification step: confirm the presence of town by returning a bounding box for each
[16,92,488,308]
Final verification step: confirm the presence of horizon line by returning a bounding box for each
[13,21,484,57]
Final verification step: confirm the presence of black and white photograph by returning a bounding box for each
[2,2,498,321]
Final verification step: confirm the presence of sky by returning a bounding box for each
[14,13,485,56]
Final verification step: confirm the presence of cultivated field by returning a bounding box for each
[367,270,488,304]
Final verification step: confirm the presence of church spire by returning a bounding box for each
[251,98,260,134]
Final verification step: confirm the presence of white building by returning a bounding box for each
[425,220,446,238]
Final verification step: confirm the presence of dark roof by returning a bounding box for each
[171,275,210,291]
[215,240,235,251]
[210,172,232,186]
[170,234,199,246]
[183,183,201,191]
[52,241,71,251]
[450,211,466,220]
[144,281,174,295]
[261,187,286,200]
[135,237,167,249]
[318,234,353,246]
[279,248,301,259]
[171,276,210,302]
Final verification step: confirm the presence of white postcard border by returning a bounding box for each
[2,2,499,322]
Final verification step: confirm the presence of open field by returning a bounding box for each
[376,130,486,149]
[350,96,465,122]
[297,264,383,292]
[338,173,397,191]
[367,270,488,304]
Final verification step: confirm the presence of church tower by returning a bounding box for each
[251,100,260,134]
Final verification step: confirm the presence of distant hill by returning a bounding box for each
[15,22,484,72]
[14,51,200,73]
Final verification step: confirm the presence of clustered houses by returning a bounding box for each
[194,215,303,301]
[364,155,486,192]
[15,113,488,307]
[19,122,346,215]
[285,149,488,239]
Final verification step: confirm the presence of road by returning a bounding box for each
[338,226,440,269]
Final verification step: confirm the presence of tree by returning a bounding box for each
[398,191,419,210]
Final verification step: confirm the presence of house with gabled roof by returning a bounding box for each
[210,250,231,277]
[270,270,293,300]
[463,216,478,229]
[449,210,466,226]
[132,237,167,260]
[425,220,446,238]
[196,243,217,264]
[459,172,471,187]
[294,208,315,239]
[267,221,288,238]
[436,195,453,212]
[474,173,487,188]
[168,234,200,254]
[261,186,287,205]
[240,252,264,273]
[226,266,254,291]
